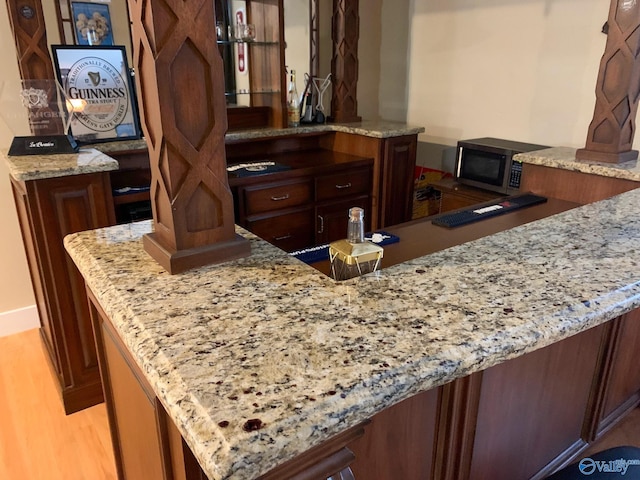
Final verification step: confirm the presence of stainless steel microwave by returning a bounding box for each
[455,137,549,195]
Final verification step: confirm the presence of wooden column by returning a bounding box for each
[331,0,361,123]
[5,0,54,81]
[310,0,320,78]
[576,0,640,164]
[128,0,250,274]
[5,0,62,135]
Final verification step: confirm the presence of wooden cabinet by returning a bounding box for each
[234,152,373,251]
[324,133,418,229]
[10,173,115,414]
[429,178,502,214]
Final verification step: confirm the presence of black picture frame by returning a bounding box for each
[51,45,141,144]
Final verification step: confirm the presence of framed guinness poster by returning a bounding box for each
[51,45,141,143]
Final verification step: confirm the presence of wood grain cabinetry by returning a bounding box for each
[234,153,373,251]
[324,133,418,228]
[10,173,115,414]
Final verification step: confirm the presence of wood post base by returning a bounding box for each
[142,233,251,274]
[575,148,638,164]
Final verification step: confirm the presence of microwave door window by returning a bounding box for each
[461,152,505,186]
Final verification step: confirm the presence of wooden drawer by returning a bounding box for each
[316,167,371,202]
[247,208,315,252]
[242,179,313,216]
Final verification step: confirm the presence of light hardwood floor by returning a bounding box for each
[1,328,638,479]
[0,329,116,480]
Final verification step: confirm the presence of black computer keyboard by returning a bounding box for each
[432,194,547,228]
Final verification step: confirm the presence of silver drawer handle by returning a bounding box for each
[335,183,352,189]
[274,234,292,241]
[318,215,324,234]
[271,194,290,201]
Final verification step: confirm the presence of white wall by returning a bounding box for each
[0,1,36,319]
[404,0,612,165]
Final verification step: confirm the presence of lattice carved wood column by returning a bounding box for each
[310,0,320,78]
[5,0,62,135]
[128,0,250,274]
[331,0,361,123]
[576,0,640,164]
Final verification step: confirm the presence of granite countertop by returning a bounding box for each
[3,121,422,182]
[515,146,640,182]
[225,120,425,142]
[64,189,640,480]
[2,147,119,182]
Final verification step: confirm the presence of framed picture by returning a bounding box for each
[52,45,142,143]
[70,2,114,46]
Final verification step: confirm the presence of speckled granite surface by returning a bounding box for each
[64,189,640,480]
[2,147,118,181]
[515,146,640,182]
[225,120,425,141]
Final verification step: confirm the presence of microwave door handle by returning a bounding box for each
[456,148,463,177]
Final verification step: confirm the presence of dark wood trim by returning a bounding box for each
[583,319,621,442]
[433,373,483,480]
[258,422,367,479]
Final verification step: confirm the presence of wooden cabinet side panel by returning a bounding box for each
[31,174,115,389]
[348,389,439,480]
[601,309,640,423]
[380,135,417,227]
[520,163,638,204]
[9,178,59,374]
[468,324,606,480]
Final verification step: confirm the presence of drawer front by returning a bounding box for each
[247,209,315,252]
[243,179,313,216]
[316,168,371,202]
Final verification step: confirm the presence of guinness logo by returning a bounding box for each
[65,57,128,132]
[87,71,101,86]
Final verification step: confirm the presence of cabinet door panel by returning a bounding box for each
[316,168,371,201]
[316,196,370,245]
[602,309,640,421]
[243,179,313,215]
[380,136,417,227]
[248,208,315,252]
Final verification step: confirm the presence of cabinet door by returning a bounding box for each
[316,196,370,245]
[380,136,417,227]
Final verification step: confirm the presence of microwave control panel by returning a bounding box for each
[508,160,522,189]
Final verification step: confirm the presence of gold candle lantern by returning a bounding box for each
[329,239,383,281]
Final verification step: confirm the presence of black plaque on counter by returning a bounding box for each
[9,135,78,156]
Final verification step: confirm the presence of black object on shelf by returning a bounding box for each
[432,194,547,228]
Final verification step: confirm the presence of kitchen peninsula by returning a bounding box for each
[63,183,640,479]
[3,120,422,415]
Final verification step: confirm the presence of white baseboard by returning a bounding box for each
[0,305,40,337]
